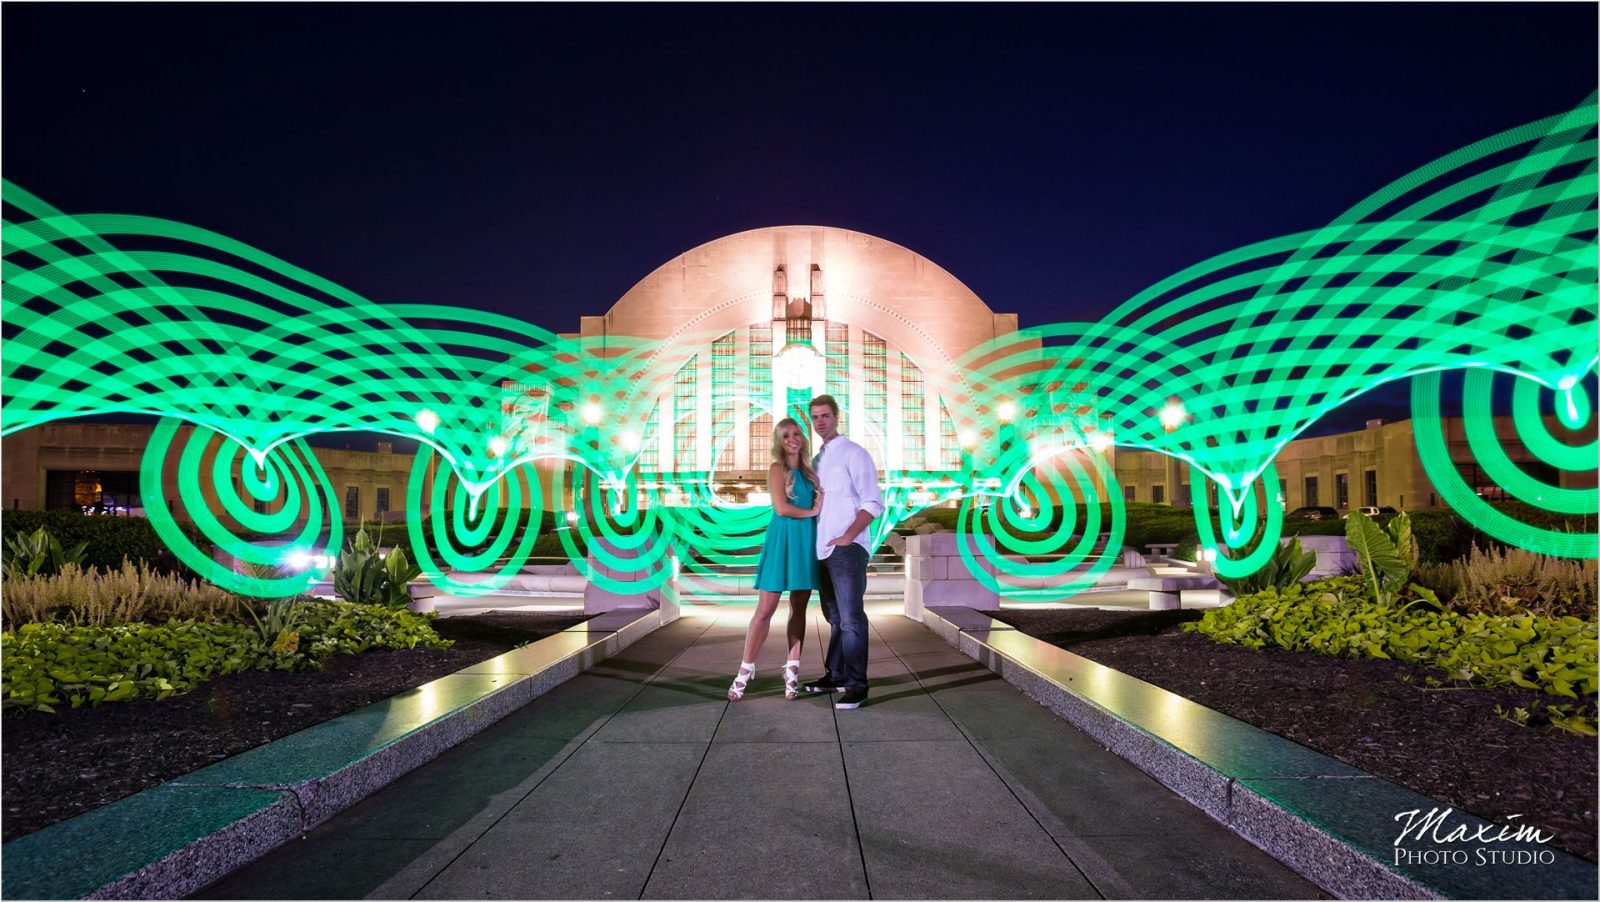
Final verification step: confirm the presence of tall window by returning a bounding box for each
[1304,476,1319,507]
[1152,484,1166,505]
[345,486,360,519]
[749,322,772,413]
[826,321,849,432]
[900,353,925,470]
[750,412,772,467]
[638,410,659,473]
[711,333,737,470]
[1124,485,1136,503]
[376,487,390,515]
[674,355,699,471]
[1363,470,1378,507]
[862,333,887,463]
[938,403,961,469]
[1335,472,1350,509]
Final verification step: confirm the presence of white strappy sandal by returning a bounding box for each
[728,663,755,701]
[782,661,801,700]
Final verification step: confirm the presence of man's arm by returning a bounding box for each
[826,445,885,546]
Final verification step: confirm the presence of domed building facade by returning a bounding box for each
[541,225,1030,505]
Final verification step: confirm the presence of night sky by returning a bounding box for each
[3,3,1595,438]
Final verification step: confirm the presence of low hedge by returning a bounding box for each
[2,601,450,714]
[1,511,210,573]
[1187,576,1598,705]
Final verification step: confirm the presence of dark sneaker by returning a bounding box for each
[802,676,841,694]
[834,688,868,709]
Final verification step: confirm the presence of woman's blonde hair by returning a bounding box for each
[770,417,817,502]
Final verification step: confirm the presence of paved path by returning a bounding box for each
[197,609,1321,899]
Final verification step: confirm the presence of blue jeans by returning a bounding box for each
[818,543,869,691]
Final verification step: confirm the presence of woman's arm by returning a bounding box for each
[768,465,817,518]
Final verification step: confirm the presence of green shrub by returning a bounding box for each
[1186,577,1598,730]
[1407,509,1471,564]
[532,528,587,560]
[0,511,210,573]
[1281,516,1350,536]
[1121,503,1198,549]
[2,602,451,714]
[1171,534,1199,563]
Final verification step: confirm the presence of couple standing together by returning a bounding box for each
[728,394,883,710]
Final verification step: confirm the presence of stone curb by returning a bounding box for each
[920,606,1597,901]
[1,607,669,900]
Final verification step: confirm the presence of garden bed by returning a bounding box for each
[0,610,589,842]
[990,608,1598,861]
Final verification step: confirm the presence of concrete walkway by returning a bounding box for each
[196,607,1321,900]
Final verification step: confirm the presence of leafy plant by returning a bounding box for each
[1218,536,1318,595]
[2,601,451,714]
[1344,510,1438,608]
[1187,576,1597,732]
[332,526,423,609]
[237,598,313,655]
[2,525,88,580]
[1495,699,1597,737]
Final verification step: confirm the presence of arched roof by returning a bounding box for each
[592,226,1016,400]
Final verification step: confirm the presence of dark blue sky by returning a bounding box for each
[5,3,1594,339]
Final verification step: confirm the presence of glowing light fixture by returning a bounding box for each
[1159,401,1187,432]
[415,409,439,434]
[773,343,825,390]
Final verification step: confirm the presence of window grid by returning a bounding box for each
[862,333,888,464]
[344,486,360,519]
[826,322,848,432]
[750,412,772,467]
[900,354,925,470]
[1335,473,1350,509]
[938,403,961,469]
[711,333,737,470]
[749,321,772,411]
[674,355,698,470]
[1363,470,1378,507]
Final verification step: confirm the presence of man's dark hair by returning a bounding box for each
[808,394,840,416]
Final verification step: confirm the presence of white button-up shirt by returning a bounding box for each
[813,434,885,559]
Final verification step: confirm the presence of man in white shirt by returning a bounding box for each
[801,394,884,709]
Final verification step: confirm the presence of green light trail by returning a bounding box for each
[3,98,1594,599]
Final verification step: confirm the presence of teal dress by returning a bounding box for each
[753,470,820,592]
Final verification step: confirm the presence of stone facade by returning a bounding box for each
[1114,415,1595,514]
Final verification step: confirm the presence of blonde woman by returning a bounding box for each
[729,417,823,701]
